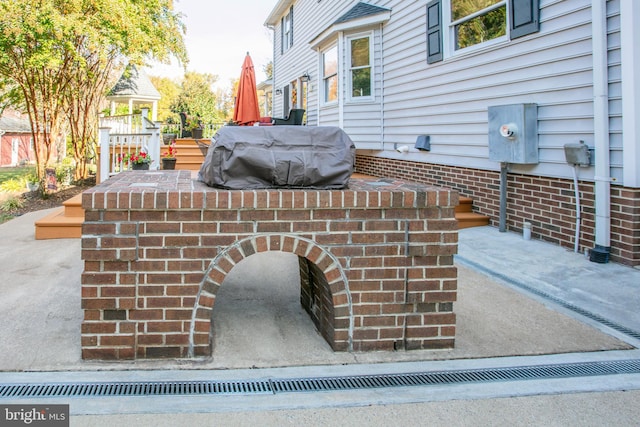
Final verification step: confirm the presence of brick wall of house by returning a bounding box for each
[80,171,459,360]
[356,155,640,266]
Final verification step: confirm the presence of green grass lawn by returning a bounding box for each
[0,166,35,185]
[0,166,34,223]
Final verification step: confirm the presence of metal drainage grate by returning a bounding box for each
[0,380,272,399]
[1,359,640,399]
[458,257,640,341]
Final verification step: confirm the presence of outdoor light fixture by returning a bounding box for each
[300,72,311,83]
[275,89,282,95]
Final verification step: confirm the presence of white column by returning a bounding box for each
[151,101,158,122]
[98,127,111,183]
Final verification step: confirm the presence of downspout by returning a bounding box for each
[338,31,345,129]
[316,47,321,126]
[590,0,611,263]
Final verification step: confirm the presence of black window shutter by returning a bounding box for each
[290,6,294,47]
[280,17,284,54]
[426,0,442,64]
[510,0,539,39]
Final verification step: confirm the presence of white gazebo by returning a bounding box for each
[107,64,160,121]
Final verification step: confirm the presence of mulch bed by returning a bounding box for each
[1,176,95,219]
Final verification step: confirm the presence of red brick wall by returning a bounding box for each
[81,171,459,360]
[356,155,640,266]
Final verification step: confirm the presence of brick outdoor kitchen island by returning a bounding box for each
[81,170,459,360]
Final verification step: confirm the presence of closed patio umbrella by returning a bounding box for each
[233,52,261,126]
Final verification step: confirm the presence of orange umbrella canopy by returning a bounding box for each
[233,53,261,126]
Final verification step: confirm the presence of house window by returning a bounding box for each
[281,6,294,53]
[323,45,338,103]
[452,0,506,50]
[348,35,372,100]
[426,0,539,63]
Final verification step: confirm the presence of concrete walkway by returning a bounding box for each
[1,208,639,425]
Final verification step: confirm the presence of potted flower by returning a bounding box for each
[187,117,203,139]
[124,150,152,170]
[162,141,177,170]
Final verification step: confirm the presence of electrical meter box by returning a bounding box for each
[488,103,538,164]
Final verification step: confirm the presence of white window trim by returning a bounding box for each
[443,0,510,59]
[321,43,339,107]
[346,31,375,103]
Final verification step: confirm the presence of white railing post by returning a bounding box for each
[142,112,160,170]
[150,124,161,171]
[99,127,111,183]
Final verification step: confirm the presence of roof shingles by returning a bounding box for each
[334,2,391,25]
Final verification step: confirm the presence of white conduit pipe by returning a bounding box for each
[572,165,581,253]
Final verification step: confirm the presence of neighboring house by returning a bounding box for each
[257,79,274,117]
[0,110,35,167]
[265,0,640,267]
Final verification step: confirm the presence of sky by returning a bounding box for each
[145,0,277,89]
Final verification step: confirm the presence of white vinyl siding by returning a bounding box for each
[268,0,626,183]
[378,0,623,182]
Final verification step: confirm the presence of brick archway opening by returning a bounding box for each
[209,251,336,361]
[188,234,353,357]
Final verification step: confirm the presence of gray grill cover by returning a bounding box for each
[198,126,355,189]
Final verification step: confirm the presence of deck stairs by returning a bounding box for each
[456,196,490,229]
[34,194,84,240]
[34,139,489,238]
[171,138,209,171]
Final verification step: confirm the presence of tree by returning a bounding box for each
[64,47,117,180]
[452,0,506,50]
[150,76,181,123]
[171,72,223,124]
[0,1,70,182]
[0,0,188,182]
[263,61,273,80]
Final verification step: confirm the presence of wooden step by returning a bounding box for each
[455,196,490,229]
[34,194,84,240]
[61,194,84,217]
[171,138,208,171]
[456,212,490,229]
[456,196,473,213]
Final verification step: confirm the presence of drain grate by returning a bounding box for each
[457,257,640,341]
[1,359,640,399]
[0,380,273,399]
